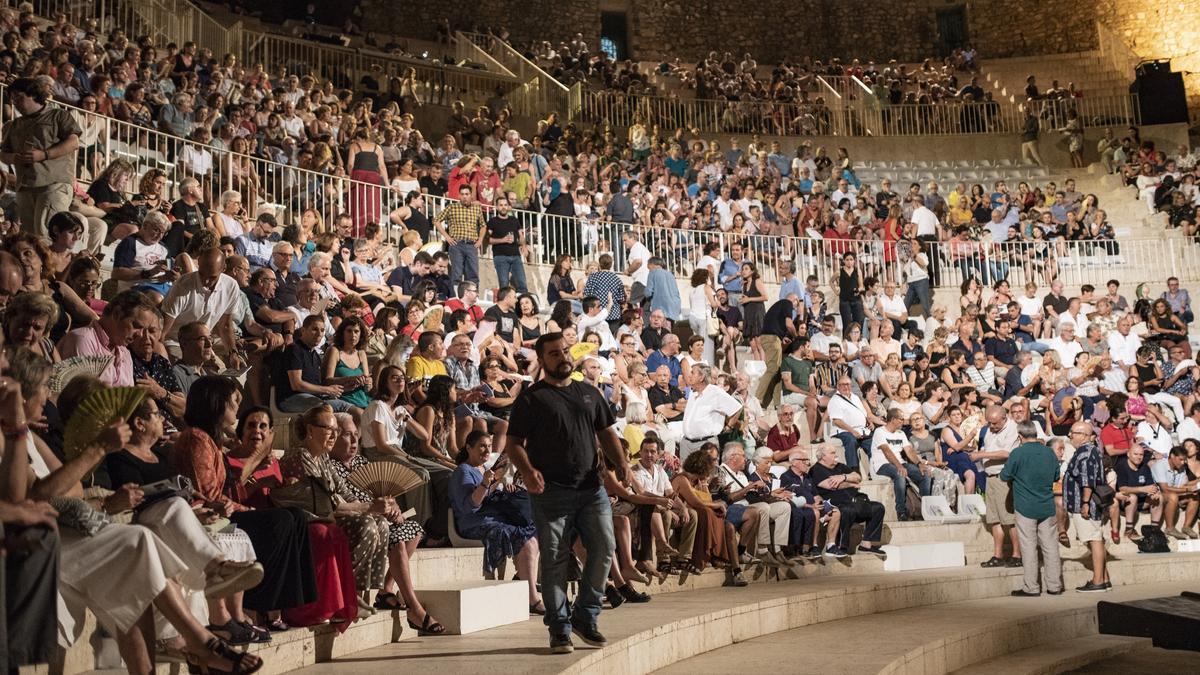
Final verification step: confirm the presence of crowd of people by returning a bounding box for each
[2,1,1200,670]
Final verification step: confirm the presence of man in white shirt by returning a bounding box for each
[696,241,721,284]
[910,198,940,239]
[1106,315,1142,368]
[497,129,521,169]
[679,363,742,461]
[830,178,857,208]
[1153,447,1199,539]
[1044,322,1083,367]
[281,100,307,140]
[622,230,652,306]
[1176,403,1200,444]
[160,246,244,359]
[828,376,872,473]
[1136,408,1175,459]
[810,316,841,361]
[870,410,926,521]
[719,441,791,566]
[631,436,697,561]
[974,406,1022,567]
[878,280,909,338]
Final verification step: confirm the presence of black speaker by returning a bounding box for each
[1130,70,1188,125]
[1136,59,1171,77]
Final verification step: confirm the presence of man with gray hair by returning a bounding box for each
[975,405,1022,568]
[809,441,886,558]
[1001,422,1063,596]
[718,441,791,566]
[679,363,741,461]
[643,257,681,323]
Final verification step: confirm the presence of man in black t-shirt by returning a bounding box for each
[419,163,447,197]
[757,295,800,408]
[486,196,527,293]
[808,442,886,558]
[640,308,671,351]
[507,332,629,653]
[275,315,354,413]
[483,286,520,343]
[1112,444,1162,532]
[165,177,212,257]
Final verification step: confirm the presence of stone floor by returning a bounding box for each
[1066,647,1200,672]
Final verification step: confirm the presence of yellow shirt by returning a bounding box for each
[405,355,447,382]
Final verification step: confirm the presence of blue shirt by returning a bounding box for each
[779,275,802,301]
[234,231,280,270]
[720,257,743,293]
[645,350,682,388]
[644,267,682,321]
[664,156,688,177]
[768,153,791,177]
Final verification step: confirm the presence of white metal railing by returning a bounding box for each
[0,93,1179,290]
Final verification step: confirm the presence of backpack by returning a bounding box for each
[929,466,963,509]
[1136,524,1171,553]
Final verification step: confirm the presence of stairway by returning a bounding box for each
[981,52,1132,105]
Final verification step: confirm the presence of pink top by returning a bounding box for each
[57,323,133,386]
[1125,394,1148,417]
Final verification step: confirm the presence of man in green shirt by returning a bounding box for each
[780,337,819,441]
[1000,422,1062,596]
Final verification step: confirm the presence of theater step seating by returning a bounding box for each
[957,634,1151,675]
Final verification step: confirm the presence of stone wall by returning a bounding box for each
[358,0,1199,116]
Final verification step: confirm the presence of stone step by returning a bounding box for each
[414,580,530,635]
[881,541,966,572]
[952,634,1151,675]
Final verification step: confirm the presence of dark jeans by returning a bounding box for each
[835,497,886,548]
[875,463,932,516]
[493,254,528,293]
[903,278,932,318]
[449,241,479,286]
[839,298,865,333]
[529,484,615,639]
[834,431,871,472]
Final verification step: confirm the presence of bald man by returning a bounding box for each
[974,405,1021,567]
[0,251,23,312]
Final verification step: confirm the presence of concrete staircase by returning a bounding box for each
[981,52,1131,105]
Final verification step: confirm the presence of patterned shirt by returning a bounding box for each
[582,270,626,321]
[435,202,486,242]
[1063,441,1103,519]
[813,361,850,395]
[443,356,483,415]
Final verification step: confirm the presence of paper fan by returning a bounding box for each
[63,387,148,460]
[569,342,598,361]
[959,413,984,445]
[347,462,426,498]
[49,355,114,395]
[421,305,445,331]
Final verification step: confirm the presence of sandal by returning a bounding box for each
[186,637,263,675]
[372,591,407,611]
[407,612,446,636]
[1005,557,1023,568]
[204,561,265,599]
[529,601,546,615]
[206,620,256,646]
[980,556,1005,568]
[234,620,270,643]
[264,618,289,632]
[1110,528,1120,544]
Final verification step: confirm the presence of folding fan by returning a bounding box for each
[62,387,148,459]
[347,462,426,498]
[569,342,598,361]
[959,413,984,445]
[422,305,445,331]
[49,355,114,395]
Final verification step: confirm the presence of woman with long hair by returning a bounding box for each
[547,255,583,312]
[402,375,459,542]
[669,450,746,585]
[173,380,321,631]
[1148,298,1190,357]
[1,233,95,342]
[323,316,373,414]
[687,267,718,365]
[939,405,983,495]
[347,127,389,236]
[739,261,768,362]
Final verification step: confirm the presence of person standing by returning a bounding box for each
[622,230,651,308]
[1001,422,1063,597]
[486,196,527,293]
[756,295,800,408]
[1020,106,1044,167]
[433,184,486,286]
[1063,422,1111,592]
[0,77,82,237]
[507,333,630,654]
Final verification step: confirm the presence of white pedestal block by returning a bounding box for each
[1177,539,1200,553]
[414,580,529,635]
[881,541,966,572]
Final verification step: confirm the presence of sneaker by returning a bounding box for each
[858,544,887,559]
[549,635,574,654]
[1047,589,1065,595]
[803,548,823,561]
[823,545,847,559]
[617,584,651,603]
[739,551,755,565]
[1182,527,1199,539]
[570,621,607,648]
[897,512,910,522]
[604,584,625,609]
[1076,581,1109,593]
[1102,580,1113,590]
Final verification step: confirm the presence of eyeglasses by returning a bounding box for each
[309,423,338,432]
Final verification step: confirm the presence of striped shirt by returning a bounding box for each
[435,202,486,242]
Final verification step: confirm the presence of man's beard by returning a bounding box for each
[548,361,572,379]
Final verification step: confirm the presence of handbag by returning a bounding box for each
[135,476,196,513]
[270,476,337,520]
[1092,484,1116,509]
[706,311,722,338]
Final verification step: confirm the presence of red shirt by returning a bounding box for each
[766,424,803,455]
[1099,423,1134,455]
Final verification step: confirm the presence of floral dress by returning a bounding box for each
[1162,360,1196,397]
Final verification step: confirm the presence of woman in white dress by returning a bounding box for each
[688,268,718,365]
[360,365,434,527]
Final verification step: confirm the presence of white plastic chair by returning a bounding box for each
[921,496,974,524]
[957,494,987,519]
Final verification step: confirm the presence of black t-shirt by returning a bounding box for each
[507,379,616,489]
[87,180,125,208]
[809,461,859,507]
[985,337,1019,366]
[1114,459,1155,490]
[420,175,447,197]
[276,342,322,401]
[640,325,670,351]
[647,385,685,418]
[484,304,519,342]
[105,445,176,487]
[762,300,796,338]
[247,289,284,332]
[1042,293,1070,317]
[487,215,522,256]
[404,209,433,243]
[166,200,210,257]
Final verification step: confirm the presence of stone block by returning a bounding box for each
[413,580,530,635]
[883,541,967,572]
